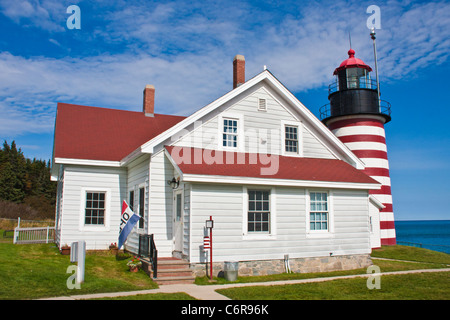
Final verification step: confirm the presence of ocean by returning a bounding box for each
[395,220,450,254]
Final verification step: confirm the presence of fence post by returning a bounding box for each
[46,226,49,243]
[13,227,17,244]
[17,217,20,228]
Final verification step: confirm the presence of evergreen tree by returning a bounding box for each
[0,140,56,218]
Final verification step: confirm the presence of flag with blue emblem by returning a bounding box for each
[118,200,140,250]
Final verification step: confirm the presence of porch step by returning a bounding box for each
[142,257,195,285]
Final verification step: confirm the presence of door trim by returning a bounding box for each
[172,189,184,254]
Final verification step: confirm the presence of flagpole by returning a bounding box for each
[370,27,381,110]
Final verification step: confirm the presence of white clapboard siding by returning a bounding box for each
[172,84,335,159]
[147,150,176,257]
[302,126,335,159]
[123,155,150,254]
[59,165,127,250]
[189,184,371,263]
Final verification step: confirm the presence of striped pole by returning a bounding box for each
[327,115,396,245]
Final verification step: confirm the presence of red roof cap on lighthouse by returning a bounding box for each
[333,49,373,75]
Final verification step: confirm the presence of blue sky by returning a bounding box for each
[0,0,449,221]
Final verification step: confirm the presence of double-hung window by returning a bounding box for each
[309,192,328,231]
[85,192,105,225]
[247,190,270,233]
[285,125,299,153]
[223,118,238,148]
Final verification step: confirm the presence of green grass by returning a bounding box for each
[196,245,449,286]
[216,272,450,300]
[89,292,197,300]
[371,245,450,265]
[214,245,450,300]
[0,242,158,300]
[0,240,448,300]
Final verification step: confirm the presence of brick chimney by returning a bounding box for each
[143,84,155,117]
[233,55,245,88]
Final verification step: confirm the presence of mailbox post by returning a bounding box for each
[70,240,86,284]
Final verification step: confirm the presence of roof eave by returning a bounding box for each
[181,173,380,190]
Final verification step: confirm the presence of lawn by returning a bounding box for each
[0,237,448,300]
[216,272,450,300]
[196,245,450,286]
[215,245,450,300]
[0,241,158,300]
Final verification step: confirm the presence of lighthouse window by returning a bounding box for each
[346,68,359,89]
[285,125,298,153]
[346,68,370,89]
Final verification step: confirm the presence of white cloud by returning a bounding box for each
[0,0,67,32]
[0,0,449,137]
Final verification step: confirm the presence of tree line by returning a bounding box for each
[0,141,56,220]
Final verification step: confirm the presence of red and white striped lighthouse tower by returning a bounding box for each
[320,48,396,245]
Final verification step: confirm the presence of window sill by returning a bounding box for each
[243,234,276,241]
[306,232,334,239]
[80,225,109,232]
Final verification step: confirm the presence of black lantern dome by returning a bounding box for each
[320,49,391,124]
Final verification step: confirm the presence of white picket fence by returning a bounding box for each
[13,226,55,244]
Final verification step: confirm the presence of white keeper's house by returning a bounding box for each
[51,51,396,279]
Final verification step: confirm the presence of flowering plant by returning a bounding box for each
[126,256,142,268]
[109,242,118,249]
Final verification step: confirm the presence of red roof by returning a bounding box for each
[333,49,372,75]
[165,146,378,185]
[54,103,186,161]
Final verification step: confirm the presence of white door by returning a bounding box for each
[173,191,183,253]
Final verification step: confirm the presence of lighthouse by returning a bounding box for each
[320,48,396,245]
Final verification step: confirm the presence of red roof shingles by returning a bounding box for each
[165,146,379,185]
[54,103,185,161]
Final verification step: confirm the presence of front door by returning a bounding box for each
[173,191,183,254]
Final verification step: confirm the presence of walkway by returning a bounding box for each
[38,267,450,300]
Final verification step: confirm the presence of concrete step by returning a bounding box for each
[154,275,196,285]
[157,268,193,277]
[141,257,195,284]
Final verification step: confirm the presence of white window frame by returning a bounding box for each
[218,113,244,152]
[281,120,303,157]
[137,183,146,231]
[242,186,277,240]
[305,189,334,238]
[79,187,111,232]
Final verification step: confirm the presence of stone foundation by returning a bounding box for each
[191,254,372,278]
